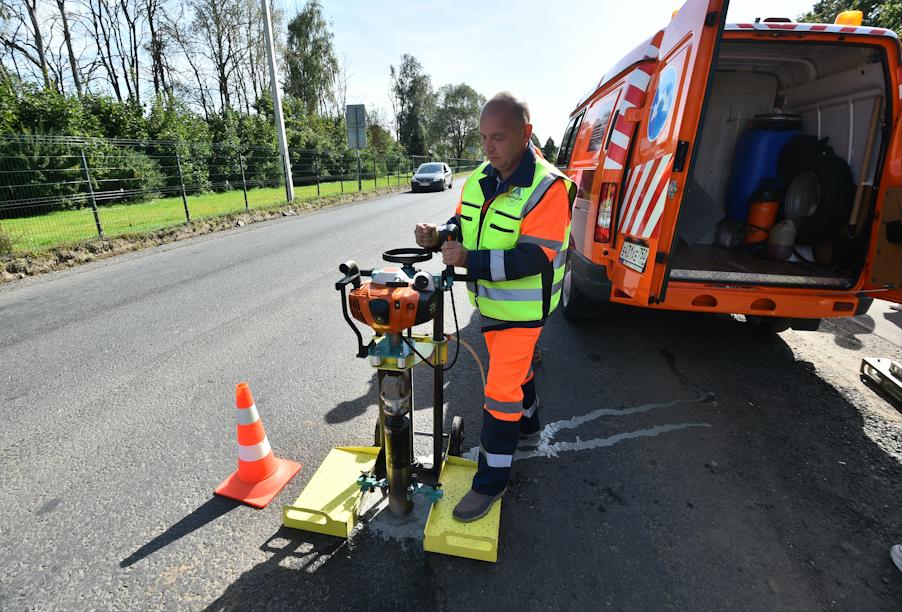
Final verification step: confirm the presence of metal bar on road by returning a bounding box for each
[356,149,362,192]
[79,148,104,239]
[175,149,190,222]
[238,151,249,212]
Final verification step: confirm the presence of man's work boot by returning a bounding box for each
[452,488,506,523]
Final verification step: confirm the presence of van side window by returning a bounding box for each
[556,111,585,167]
[587,98,616,153]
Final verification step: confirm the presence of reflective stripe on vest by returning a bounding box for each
[459,156,574,322]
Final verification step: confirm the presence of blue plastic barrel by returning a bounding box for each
[725,114,802,222]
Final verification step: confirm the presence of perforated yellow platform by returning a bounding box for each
[424,455,500,563]
[282,446,379,538]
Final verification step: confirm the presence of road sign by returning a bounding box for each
[346,104,367,150]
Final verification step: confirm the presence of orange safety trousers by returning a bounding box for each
[472,326,542,495]
[482,327,540,421]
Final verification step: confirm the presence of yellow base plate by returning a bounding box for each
[424,455,500,563]
[282,446,379,538]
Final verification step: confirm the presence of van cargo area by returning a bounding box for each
[671,39,890,288]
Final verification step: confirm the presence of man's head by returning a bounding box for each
[480,92,533,179]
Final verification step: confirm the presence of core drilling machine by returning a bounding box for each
[334,231,465,516]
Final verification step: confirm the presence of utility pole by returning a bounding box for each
[262,0,294,202]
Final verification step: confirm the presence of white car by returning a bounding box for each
[411,163,453,192]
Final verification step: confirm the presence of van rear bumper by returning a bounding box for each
[659,282,871,319]
[570,249,612,302]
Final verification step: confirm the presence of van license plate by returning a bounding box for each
[620,240,649,273]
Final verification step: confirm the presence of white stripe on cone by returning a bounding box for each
[238,436,272,462]
[236,403,261,425]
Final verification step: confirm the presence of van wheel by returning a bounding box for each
[745,315,792,334]
[561,256,595,320]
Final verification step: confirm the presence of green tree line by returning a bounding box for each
[799,0,901,31]
[0,0,487,216]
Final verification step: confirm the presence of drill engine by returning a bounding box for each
[348,267,438,334]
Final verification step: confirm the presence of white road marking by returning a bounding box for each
[464,395,711,462]
[517,422,711,460]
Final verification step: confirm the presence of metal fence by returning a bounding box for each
[0,134,482,252]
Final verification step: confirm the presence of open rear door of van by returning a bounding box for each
[862,105,902,304]
[609,0,729,306]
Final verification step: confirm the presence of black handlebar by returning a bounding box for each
[382,247,433,265]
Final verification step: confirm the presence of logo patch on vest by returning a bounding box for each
[508,186,523,201]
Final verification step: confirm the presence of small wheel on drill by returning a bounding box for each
[448,416,464,457]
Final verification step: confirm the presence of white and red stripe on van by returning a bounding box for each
[724,22,899,39]
[618,153,674,239]
[602,33,662,172]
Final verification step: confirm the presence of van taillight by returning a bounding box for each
[594,182,617,242]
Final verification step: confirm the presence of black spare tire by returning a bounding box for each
[782,153,854,244]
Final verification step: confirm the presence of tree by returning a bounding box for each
[162,5,209,117]
[433,83,483,159]
[284,0,337,116]
[0,0,52,90]
[189,0,246,114]
[55,0,82,96]
[390,54,434,156]
[799,0,901,31]
[83,0,124,101]
[144,0,171,100]
[542,137,558,162]
[327,52,350,120]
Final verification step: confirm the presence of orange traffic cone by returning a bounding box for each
[215,382,301,508]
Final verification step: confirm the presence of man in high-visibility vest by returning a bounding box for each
[415,91,575,522]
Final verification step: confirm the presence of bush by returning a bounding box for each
[0,138,85,217]
[86,144,166,203]
[0,225,13,256]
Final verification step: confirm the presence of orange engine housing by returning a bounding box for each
[349,281,434,334]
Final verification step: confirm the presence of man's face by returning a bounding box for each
[480,107,532,178]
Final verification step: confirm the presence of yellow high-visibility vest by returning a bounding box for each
[459,156,575,322]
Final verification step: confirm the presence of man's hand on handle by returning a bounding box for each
[415,223,439,249]
[441,241,468,268]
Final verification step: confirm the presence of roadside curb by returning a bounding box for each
[0,183,412,285]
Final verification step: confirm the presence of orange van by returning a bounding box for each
[558,0,901,331]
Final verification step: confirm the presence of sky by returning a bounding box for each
[277,0,816,149]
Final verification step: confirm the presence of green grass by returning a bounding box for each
[1,173,422,252]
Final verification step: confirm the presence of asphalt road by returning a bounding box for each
[1,183,900,612]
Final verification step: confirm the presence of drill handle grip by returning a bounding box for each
[437,223,460,280]
[336,260,371,289]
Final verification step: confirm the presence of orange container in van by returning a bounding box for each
[558,0,901,330]
[744,194,779,244]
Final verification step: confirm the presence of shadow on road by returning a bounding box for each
[884,304,902,330]
[120,496,240,568]
[324,372,378,425]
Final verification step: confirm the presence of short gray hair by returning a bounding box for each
[482,91,530,125]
